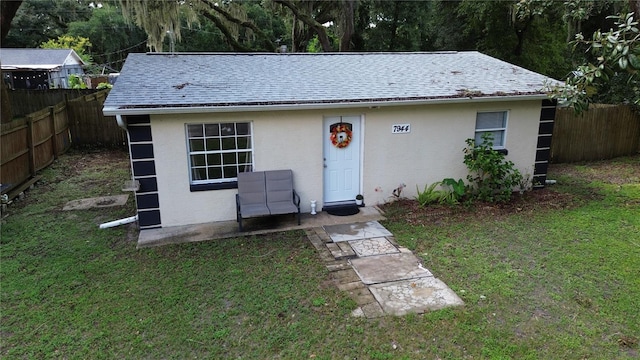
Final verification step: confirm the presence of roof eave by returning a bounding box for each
[102,93,550,116]
[2,65,61,71]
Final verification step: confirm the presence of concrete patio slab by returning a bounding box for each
[323,221,392,242]
[349,252,433,285]
[348,237,399,257]
[369,277,464,315]
[63,195,129,211]
[137,206,385,248]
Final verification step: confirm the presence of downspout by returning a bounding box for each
[116,114,137,191]
[99,115,140,229]
[116,114,127,130]
[99,215,138,229]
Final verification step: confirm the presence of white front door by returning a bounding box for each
[323,116,361,204]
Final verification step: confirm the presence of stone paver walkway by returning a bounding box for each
[305,221,463,317]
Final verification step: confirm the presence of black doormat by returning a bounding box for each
[325,205,360,216]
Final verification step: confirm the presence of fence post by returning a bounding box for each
[26,115,36,177]
[49,106,59,158]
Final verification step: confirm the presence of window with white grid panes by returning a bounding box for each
[186,122,253,184]
[475,111,508,149]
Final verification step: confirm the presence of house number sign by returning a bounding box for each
[392,124,411,133]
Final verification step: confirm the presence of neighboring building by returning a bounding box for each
[103,52,559,230]
[0,48,86,89]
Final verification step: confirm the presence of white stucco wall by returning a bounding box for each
[151,111,325,226]
[362,101,541,205]
[149,99,542,227]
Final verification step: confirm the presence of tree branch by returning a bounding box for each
[200,11,252,52]
[201,0,276,52]
[274,0,333,52]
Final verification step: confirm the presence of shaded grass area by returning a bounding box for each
[1,151,639,359]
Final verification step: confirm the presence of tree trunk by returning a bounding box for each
[515,29,525,56]
[351,0,369,51]
[339,0,356,52]
[631,0,640,18]
[513,17,532,57]
[388,1,401,51]
[1,1,22,41]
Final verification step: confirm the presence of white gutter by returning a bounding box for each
[103,94,550,116]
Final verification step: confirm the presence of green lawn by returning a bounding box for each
[1,150,639,359]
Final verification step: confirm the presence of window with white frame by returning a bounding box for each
[186,122,253,184]
[475,111,508,149]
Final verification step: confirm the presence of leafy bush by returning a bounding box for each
[463,134,522,203]
[441,178,466,204]
[415,182,448,207]
[96,82,113,89]
[68,74,87,89]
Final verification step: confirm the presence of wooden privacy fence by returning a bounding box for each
[551,104,640,163]
[67,91,124,147]
[9,89,96,118]
[1,89,124,197]
[1,102,70,196]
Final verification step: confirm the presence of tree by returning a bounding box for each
[66,3,148,71]
[40,35,93,63]
[117,0,357,53]
[550,12,639,112]
[199,0,279,52]
[360,1,435,52]
[446,0,571,78]
[119,0,193,52]
[274,0,334,52]
[3,0,92,48]
[119,0,281,52]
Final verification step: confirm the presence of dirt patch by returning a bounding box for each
[44,149,130,186]
[381,188,578,226]
[382,156,640,226]
[3,149,131,216]
[548,156,640,185]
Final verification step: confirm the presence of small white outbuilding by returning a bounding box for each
[103,52,558,230]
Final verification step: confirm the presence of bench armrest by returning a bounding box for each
[236,193,241,221]
[292,189,300,207]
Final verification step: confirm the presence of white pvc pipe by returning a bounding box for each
[99,215,138,229]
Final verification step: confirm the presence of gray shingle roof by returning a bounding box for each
[103,51,558,114]
[0,48,85,70]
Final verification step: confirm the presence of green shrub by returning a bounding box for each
[441,178,466,204]
[415,182,448,207]
[68,74,87,89]
[96,82,113,89]
[463,134,522,203]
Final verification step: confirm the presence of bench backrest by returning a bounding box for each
[237,171,267,206]
[265,170,294,204]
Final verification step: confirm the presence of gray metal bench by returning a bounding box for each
[236,170,301,231]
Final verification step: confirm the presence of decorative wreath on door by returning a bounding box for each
[330,124,353,148]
